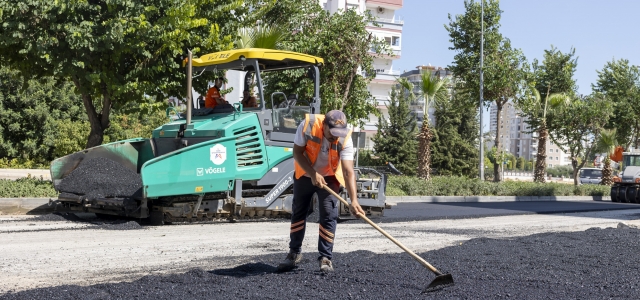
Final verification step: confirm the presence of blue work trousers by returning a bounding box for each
[288,175,340,260]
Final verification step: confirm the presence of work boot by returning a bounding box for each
[318,257,334,273]
[277,252,302,272]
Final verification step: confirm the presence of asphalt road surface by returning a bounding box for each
[381,200,640,222]
[2,200,640,299]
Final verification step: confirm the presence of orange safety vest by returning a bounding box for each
[205,87,222,108]
[294,114,352,187]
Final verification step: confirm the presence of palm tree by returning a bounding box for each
[396,77,416,102]
[415,71,450,180]
[236,26,286,50]
[596,129,618,185]
[526,86,570,183]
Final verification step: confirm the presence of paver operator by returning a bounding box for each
[277,110,365,273]
[204,77,227,108]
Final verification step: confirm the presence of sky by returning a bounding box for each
[394,0,639,130]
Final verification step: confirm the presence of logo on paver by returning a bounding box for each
[196,168,204,176]
[210,144,226,165]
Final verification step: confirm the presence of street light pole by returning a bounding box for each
[479,0,485,180]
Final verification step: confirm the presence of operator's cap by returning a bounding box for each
[325,110,349,137]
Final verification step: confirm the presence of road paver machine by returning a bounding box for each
[49,49,388,224]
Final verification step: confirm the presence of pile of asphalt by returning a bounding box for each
[57,157,142,200]
[94,220,143,230]
[2,226,639,299]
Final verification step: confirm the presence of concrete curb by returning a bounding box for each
[0,198,55,215]
[386,195,611,204]
[0,195,612,215]
[0,169,51,180]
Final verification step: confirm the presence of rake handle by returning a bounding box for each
[322,185,443,276]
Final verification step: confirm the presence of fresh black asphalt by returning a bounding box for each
[379,201,640,222]
[57,157,142,200]
[3,201,640,299]
[2,226,639,299]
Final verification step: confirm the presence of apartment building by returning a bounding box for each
[489,102,571,166]
[321,0,404,149]
[489,102,517,156]
[545,139,571,168]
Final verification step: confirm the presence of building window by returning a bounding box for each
[549,149,553,153]
[549,164,553,167]
[556,157,559,160]
[556,149,559,153]
[392,36,400,46]
[549,156,553,160]
[384,36,401,47]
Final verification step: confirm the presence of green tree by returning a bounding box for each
[52,119,90,159]
[0,0,255,148]
[416,72,450,179]
[487,146,514,169]
[236,26,286,50]
[516,157,525,170]
[592,59,640,149]
[595,129,617,185]
[446,0,527,182]
[104,103,168,144]
[508,155,516,170]
[516,46,577,183]
[430,84,479,177]
[520,88,571,182]
[0,66,85,164]
[372,83,418,176]
[548,94,613,185]
[261,5,390,126]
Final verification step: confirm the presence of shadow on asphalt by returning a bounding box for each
[209,262,278,277]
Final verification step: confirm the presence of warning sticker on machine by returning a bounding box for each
[210,144,226,165]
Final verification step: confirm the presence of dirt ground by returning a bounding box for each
[2,209,640,294]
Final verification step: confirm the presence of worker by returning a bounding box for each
[277,110,365,273]
[204,77,227,108]
[241,90,258,108]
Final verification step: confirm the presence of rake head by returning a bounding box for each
[423,273,454,293]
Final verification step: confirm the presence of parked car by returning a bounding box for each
[579,168,603,184]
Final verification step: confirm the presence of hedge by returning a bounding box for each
[0,175,611,198]
[386,175,611,197]
[0,176,58,198]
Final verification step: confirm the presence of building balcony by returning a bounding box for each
[362,69,401,79]
[376,17,404,25]
[377,69,401,75]
[366,0,403,10]
[370,95,390,106]
[368,48,401,58]
[370,72,399,83]
[368,20,403,32]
